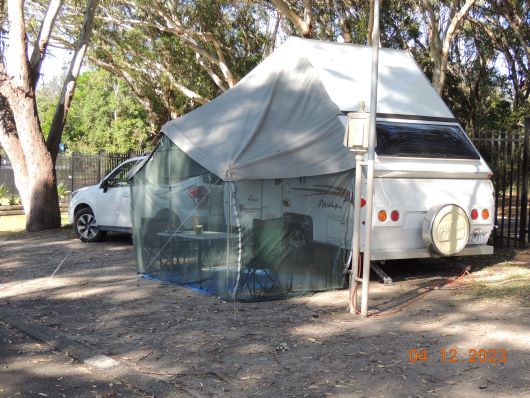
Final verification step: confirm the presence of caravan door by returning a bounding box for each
[283,173,354,246]
[224,179,284,230]
[261,179,283,219]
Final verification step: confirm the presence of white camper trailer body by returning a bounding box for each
[159,38,494,261]
[230,116,494,260]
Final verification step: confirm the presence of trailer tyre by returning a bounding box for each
[422,204,470,256]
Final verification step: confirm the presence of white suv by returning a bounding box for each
[68,156,215,242]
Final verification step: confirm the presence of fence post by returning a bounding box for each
[519,118,529,247]
[97,152,101,182]
[70,154,74,193]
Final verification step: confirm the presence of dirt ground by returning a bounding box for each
[0,228,529,397]
[0,319,144,398]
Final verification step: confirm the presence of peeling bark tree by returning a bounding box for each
[0,0,99,231]
[418,0,476,95]
[271,0,314,37]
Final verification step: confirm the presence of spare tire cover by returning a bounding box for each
[422,204,470,256]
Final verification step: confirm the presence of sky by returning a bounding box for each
[37,46,72,89]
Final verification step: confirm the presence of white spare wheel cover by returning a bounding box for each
[422,204,470,256]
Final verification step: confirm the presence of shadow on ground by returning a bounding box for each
[0,230,528,397]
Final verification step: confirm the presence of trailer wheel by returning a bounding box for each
[74,207,107,243]
[422,204,470,256]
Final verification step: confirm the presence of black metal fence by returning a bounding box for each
[0,149,145,200]
[471,118,530,248]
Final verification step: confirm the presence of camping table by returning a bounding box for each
[157,230,235,287]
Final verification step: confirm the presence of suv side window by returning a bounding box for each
[106,161,136,188]
[202,172,223,185]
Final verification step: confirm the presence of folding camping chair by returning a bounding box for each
[141,210,189,275]
[238,218,306,298]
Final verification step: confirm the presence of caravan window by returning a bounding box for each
[376,122,480,159]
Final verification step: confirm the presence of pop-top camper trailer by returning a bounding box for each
[130,38,494,300]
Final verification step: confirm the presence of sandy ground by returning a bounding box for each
[0,228,529,397]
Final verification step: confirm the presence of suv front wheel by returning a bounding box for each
[74,207,107,242]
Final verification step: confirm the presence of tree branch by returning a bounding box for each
[497,2,530,67]
[331,0,353,43]
[270,0,306,36]
[29,0,64,89]
[7,0,31,90]
[88,56,166,132]
[47,0,99,161]
[99,7,235,91]
[442,0,475,52]
[156,62,209,104]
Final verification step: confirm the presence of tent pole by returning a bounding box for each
[360,0,381,318]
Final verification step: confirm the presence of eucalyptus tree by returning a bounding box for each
[471,0,529,113]
[0,0,98,231]
[37,68,152,153]
[72,0,273,132]
[268,0,365,43]
[443,20,509,136]
[413,0,477,95]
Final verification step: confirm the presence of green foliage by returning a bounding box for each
[36,76,63,139]
[49,0,528,147]
[0,184,8,200]
[89,0,271,129]
[38,69,153,154]
[57,182,69,201]
[8,195,20,206]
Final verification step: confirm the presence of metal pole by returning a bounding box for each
[349,153,364,313]
[360,0,381,317]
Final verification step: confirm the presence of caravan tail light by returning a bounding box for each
[378,210,387,222]
[391,210,400,222]
[482,209,490,220]
[471,209,479,220]
[186,186,209,207]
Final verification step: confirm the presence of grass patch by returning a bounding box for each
[0,213,70,234]
[470,264,530,302]
[0,214,26,232]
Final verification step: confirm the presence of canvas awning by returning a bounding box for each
[161,38,454,181]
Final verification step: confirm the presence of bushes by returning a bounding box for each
[57,182,69,202]
[8,195,21,206]
[0,184,8,202]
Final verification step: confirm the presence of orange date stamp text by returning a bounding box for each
[407,347,507,365]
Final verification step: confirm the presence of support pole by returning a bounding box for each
[349,153,364,313]
[360,0,381,318]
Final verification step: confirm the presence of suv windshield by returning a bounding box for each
[376,122,480,159]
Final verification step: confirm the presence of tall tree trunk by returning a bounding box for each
[0,86,61,230]
[1,0,99,231]
[2,0,61,231]
[0,93,29,206]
